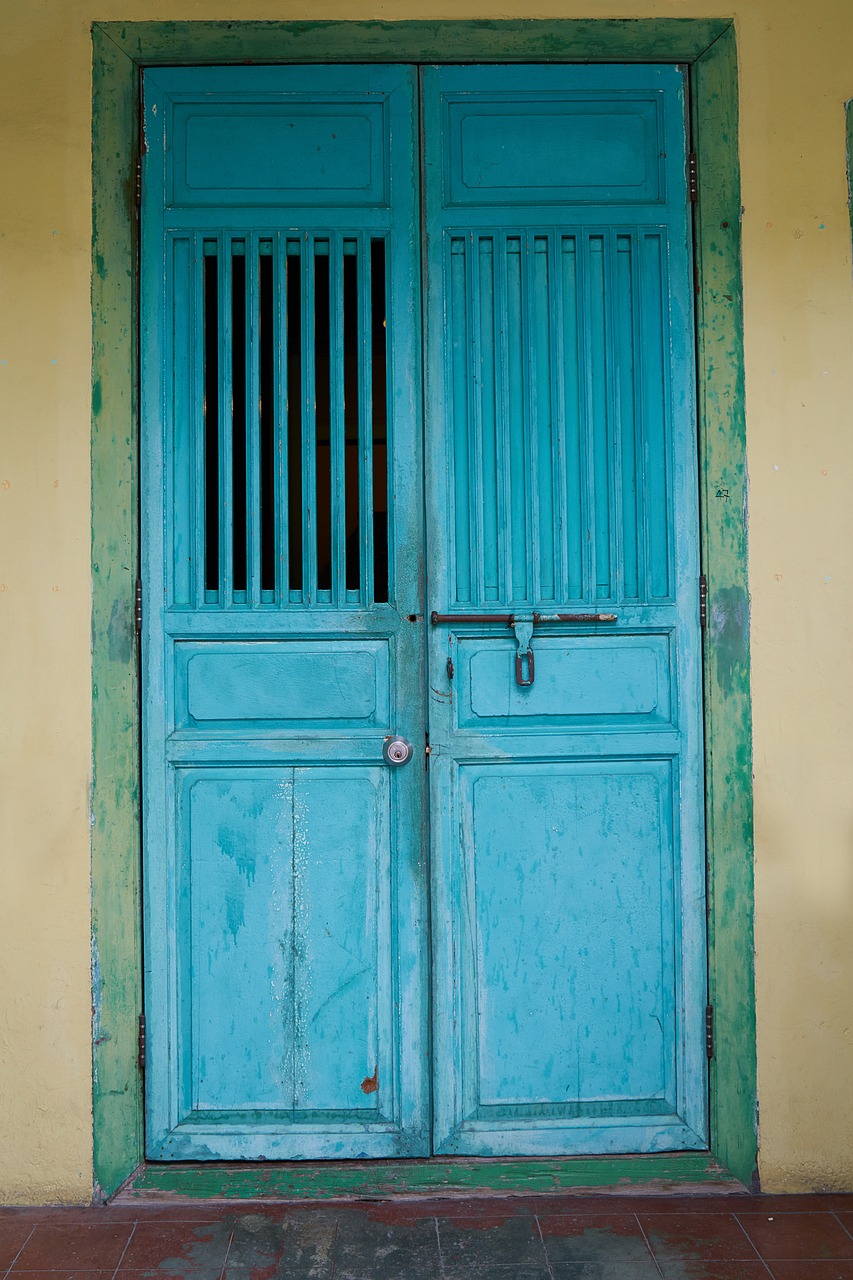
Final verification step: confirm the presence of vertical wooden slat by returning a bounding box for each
[532,234,555,602]
[616,232,640,600]
[478,237,499,602]
[370,238,390,603]
[548,229,569,604]
[468,233,485,604]
[522,231,538,603]
[493,233,511,604]
[217,233,234,603]
[505,236,527,602]
[246,233,261,605]
[561,236,584,602]
[170,235,192,606]
[586,234,611,600]
[274,233,288,604]
[342,243,360,602]
[642,231,670,599]
[605,231,623,603]
[628,229,646,603]
[450,237,471,603]
[358,234,374,605]
[192,234,207,608]
[302,235,317,603]
[329,234,346,606]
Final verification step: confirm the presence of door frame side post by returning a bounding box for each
[691,26,758,1190]
[91,22,144,1200]
[90,17,755,1198]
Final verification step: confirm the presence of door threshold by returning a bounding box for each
[115,1154,745,1203]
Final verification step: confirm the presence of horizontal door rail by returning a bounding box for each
[430,611,617,625]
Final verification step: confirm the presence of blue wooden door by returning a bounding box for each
[423,65,708,1155]
[140,66,430,1159]
[142,62,707,1162]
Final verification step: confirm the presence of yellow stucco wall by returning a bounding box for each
[1,0,852,1202]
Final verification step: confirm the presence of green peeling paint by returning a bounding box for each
[126,1154,741,1201]
[847,100,853,250]
[91,17,755,1199]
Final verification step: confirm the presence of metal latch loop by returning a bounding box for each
[511,615,535,687]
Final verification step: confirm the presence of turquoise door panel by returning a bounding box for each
[423,64,707,1155]
[142,62,707,1162]
[141,66,429,1160]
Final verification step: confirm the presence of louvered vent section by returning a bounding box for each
[447,229,673,607]
[173,232,389,608]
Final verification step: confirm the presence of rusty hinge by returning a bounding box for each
[446,657,454,681]
[135,579,142,637]
[135,156,142,210]
[705,1005,715,1059]
[687,152,699,204]
[138,1013,146,1073]
[699,574,708,630]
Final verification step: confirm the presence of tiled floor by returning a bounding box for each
[1,1194,853,1278]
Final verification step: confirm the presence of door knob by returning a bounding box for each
[383,736,413,766]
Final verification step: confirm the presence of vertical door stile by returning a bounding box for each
[329,233,346,607]
[302,236,317,603]
[495,232,513,604]
[468,233,485,605]
[549,227,569,605]
[246,232,261,606]
[274,231,289,605]
[217,233,234,604]
[358,232,375,605]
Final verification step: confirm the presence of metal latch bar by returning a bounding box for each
[430,611,617,626]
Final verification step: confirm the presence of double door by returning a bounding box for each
[141,63,707,1160]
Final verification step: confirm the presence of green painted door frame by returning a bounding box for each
[91,17,756,1201]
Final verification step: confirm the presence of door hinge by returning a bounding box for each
[699,574,708,630]
[135,156,142,210]
[705,1004,715,1060]
[688,152,699,204]
[138,1013,146,1073]
[135,579,142,638]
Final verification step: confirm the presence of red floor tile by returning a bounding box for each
[0,1220,34,1268]
[656,1264,771,1280]
[6,1272,115,1280]
[118,1220,231,1270]
[769,1264,853,1280]
[538,1213,652,1262]
[13,1222,132,1270]
[639,1211,760,1261]
[738,1212,853,1260]
[6,1269,116,1280]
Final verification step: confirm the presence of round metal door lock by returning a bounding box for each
[383,735,413,766]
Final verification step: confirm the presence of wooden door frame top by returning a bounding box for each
[91,18,756,1201]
